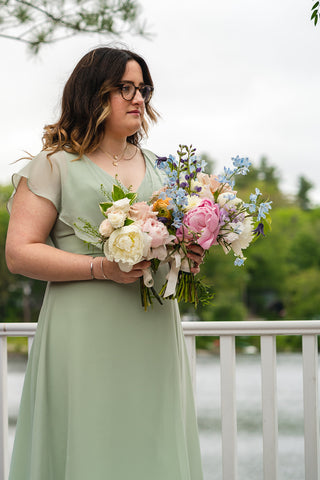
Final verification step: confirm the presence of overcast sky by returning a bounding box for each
[1,0,320,203]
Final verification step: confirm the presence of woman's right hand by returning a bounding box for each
[98,257,151,284]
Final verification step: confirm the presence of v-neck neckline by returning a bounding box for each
[82,149,149,194]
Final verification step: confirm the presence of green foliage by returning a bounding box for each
[0,0,150,54]
[0,184,46,323]
[311,1,319,26]
[296,175,314,210]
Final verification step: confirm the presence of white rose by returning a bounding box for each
[217,192,241,208]
[99,219,114,238]
[104,224,151,268]
[221,216,254,257]
[107,197,131,214]
[107,210,127,228]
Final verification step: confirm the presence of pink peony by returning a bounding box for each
[129,202,158,223]
[176,198,221,250]
[141,218,171,248]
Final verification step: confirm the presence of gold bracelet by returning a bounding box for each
[90,259,94,279]
[101,258,108,280]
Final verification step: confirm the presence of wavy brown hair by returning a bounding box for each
[42,47,159,159]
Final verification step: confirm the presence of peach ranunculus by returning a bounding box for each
[129,202,157,223]
[152,197,172,221]
[176,198,221,250]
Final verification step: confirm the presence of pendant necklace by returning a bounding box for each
[99,144,137,167]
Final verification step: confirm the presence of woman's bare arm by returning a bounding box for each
[5,178,149,283]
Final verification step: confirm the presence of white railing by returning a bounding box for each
[1,320,320,480]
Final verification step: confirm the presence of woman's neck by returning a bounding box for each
[98,136,128,157]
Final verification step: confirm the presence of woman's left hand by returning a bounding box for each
[186,244,205,274]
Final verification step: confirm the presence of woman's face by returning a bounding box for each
[105,60,146,139]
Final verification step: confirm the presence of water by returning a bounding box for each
[196,352,306,480]
[7,353,307,479]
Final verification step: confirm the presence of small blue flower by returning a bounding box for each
[257,201,272,221]
[234,257,245,266]
[249,188,262,204]
[244,202,257,213]
[232,156,251,175]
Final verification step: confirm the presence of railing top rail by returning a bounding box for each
[1,320,320,337]
[0,323,36,336]
[182,320,320,336]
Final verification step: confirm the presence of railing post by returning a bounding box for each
[260,335,278,480]
[0,336,9,480]
[184,334,196,392]
[220,335,237,480]
[302,334,319,480]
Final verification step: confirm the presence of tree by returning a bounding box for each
[297,175,314,210]
[0,0,150,53]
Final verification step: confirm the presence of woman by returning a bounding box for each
[6,46,204,480]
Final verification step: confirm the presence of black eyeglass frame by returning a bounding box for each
[117,81,154,103]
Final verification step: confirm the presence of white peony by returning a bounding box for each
[104,224,151,270]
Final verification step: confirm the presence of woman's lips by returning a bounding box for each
[128,110,141,116]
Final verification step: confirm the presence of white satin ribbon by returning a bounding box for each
[143,268,154,288]
[163,250,191,298]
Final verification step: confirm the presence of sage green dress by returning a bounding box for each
[8,149,203,480]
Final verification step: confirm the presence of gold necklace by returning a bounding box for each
[99,144,137,167]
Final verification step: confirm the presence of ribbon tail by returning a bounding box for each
[143,268,154,288]
[163,252,182,298]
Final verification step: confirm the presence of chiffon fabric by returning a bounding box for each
[8,149,203,480]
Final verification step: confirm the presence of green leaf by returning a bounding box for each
[99,202,113,215]
[311,10,318,19]
[315,14,319,25]
[312,1,319,10]
[112,184,126,201]
[124,218,134,226]
[126,192,138,204]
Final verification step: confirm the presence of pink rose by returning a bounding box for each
[141,218,171,248]
[129,202,157,222]
[176,198,220,250]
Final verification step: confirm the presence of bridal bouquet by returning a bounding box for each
[76,182,174,309]
[76,145,272,310]
[151,144,272,306]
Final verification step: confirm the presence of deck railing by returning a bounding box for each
[1,320,320,480]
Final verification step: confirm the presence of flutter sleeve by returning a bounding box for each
[7,150,62,214]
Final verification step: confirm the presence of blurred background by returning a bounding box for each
[1,0,320,353]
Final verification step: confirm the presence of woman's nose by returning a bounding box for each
[133,89,144,104]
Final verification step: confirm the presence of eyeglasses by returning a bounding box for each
[118,82,154,103]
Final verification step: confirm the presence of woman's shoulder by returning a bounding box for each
[32,149,76,165]
[141,148,157,161]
